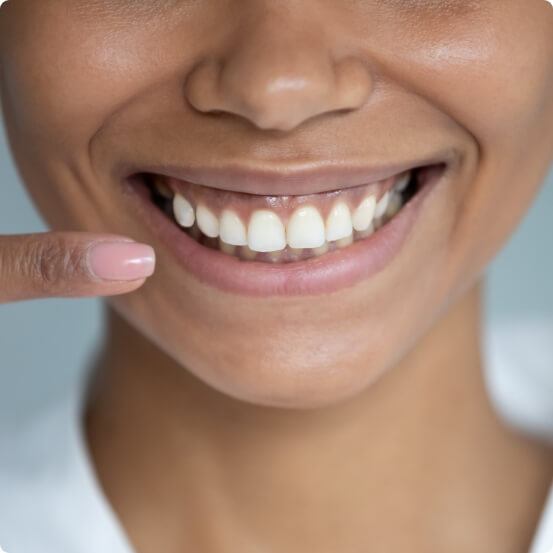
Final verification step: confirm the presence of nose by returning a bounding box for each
[184,9,373,132]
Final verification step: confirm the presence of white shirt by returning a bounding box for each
[0,324,552,553]
[0,380,134,553]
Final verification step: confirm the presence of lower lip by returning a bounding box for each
[122,167,445,297]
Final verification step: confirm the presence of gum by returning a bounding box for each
[157,173,406,224]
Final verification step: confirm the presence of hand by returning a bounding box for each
[0,232,156,303]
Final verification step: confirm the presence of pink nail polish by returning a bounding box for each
[87,241,156,281]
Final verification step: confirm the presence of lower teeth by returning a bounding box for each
[146,172,419,263]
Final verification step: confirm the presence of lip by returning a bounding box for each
[121,162,450,297]
[120,148,456,196]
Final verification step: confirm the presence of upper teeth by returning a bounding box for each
[326,202,353,242]
[247,209,287,252]
[394,172,410,192]
[172,194,195,227]
[352,195,376,232]
[287,205,326,249]
[196,204,220,238]
[374,190,390,219]
[169,172,410,253]
[219,209,248,246]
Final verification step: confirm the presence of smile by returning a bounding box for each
[145,170,417,263]
[123,159,452,296]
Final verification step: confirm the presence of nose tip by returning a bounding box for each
[184,40,373,132]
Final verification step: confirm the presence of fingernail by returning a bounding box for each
[87,241,156,281]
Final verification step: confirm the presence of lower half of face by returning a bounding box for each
[1,0,552,408]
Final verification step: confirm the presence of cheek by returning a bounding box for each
[0,5,161,157]
[392,5,553,152]
[0,5,180,233]
[391,5,553,283]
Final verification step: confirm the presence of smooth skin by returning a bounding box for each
[1,1,553,552]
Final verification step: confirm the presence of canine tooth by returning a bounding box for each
[220,209,248,246]
[325,202,353,242]
[336,234,354,249]
[286,205,326,249]
[375,191,390,219]
[248,210,286,252]
[173,193,195,228]
[196,204,219,238]
[352,195,376,231]
[386,192,403,218]
[394,172,410,192]
[219,240,236,256]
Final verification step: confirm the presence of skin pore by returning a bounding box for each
[1,1,553,552]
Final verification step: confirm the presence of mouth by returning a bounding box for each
[123,160,450,296]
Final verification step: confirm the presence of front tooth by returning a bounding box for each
[352,195,376,231]
[248,210,286,252]
[196,204,219,238]
[325,202,353,242]
[220,209,248,246]
[375,191,390,219]
[286,205,326,249]
[173,193,195,228]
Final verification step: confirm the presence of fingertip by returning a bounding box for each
[90,277,150,298]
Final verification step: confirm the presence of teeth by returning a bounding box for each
[248,210,286,252]
[196,204,219,238]
[312,242,329,257]
[173,194,195,228]
[356,223,375,239]
[335,234,354,249]
[166,173,411,262]
[352,195,376,231]
[386,192,403,218]
[375,191,390,219]
[394,172,411,192]
[220,209,248,246]
[325,202,353,242]
[219,240,236,256]
[240,245,259,260]
[155,179,174,199]
[286,205,326,249]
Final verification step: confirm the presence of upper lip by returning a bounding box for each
[126,149,455,196]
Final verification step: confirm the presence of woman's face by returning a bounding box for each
[1,1,552,408]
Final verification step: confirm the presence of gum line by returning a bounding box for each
[146,178,415,263]
[154,173,402,223]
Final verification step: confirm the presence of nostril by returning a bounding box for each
[184,47,372,133]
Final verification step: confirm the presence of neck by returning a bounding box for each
[84,281,553,553]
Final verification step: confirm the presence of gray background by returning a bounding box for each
[1,115,552,438]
